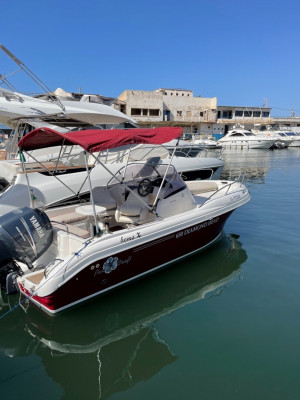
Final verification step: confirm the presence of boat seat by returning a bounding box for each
[51,212,86,224]
[186,181,218,194]
[92,186,117,210]
[115,190,150,224]
[108,184,126,206]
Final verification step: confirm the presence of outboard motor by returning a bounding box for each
[0,207,53,291]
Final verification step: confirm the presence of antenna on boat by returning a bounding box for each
[0,44,65,111]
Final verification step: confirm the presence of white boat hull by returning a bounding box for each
[17,180,250,314]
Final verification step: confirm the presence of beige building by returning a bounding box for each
[116,88,218,137]
[115,88,300,136]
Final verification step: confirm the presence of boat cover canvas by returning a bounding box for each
[18,127,183,153]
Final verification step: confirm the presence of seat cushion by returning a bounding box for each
[92,186,117,210]
[51,212,86,224]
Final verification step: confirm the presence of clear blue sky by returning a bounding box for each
[1,0,300,116]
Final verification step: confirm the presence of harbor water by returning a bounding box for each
[1,147,300,399]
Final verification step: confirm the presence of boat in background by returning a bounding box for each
[279,131,300,147]
[251,124,300,148]
[217,128,276,149]
[0,126,250,314]
[164,136,222,157]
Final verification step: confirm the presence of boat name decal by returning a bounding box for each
[175,217,219,239]
[230,194,241,201]
[120,231,141,243]
[92,255,132,276]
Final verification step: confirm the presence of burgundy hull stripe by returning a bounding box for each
[21,212,232,311]
[134,234,176,251]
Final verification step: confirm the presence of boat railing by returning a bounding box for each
[199,179,247,208]
[237,171,246,182]
[50,220,71,235]
[44,258,64,279]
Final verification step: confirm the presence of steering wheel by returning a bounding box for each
[138,178,153,197]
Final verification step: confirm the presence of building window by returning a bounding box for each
[177,111,182,117]
[131,108,142,116]
[142,109,148,116]
[149,109,160,116]
[253,111,261,117]
[221,111,232,119]
[244,111,252,117]
[235,111,243,117]
[182,94,184,96]
[200,112,204,117]
[176,93,179,96]
[262,111,270,117]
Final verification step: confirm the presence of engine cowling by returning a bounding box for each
[0,207,53,269]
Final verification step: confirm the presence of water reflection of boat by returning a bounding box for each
[220,149,271,184]
[0,233,247,399]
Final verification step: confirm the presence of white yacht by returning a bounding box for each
[269,131,300,147]
[217,129,276,149]
[252,125,300,148]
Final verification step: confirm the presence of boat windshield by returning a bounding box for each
[230,131,253,137]
[280,132,297,136]
[107,162,186,199]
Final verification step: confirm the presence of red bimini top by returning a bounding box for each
[18,127,183,153]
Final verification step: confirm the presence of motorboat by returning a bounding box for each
[276,131,300,147]
[217,129,276,149]
[0,87,135,132]
[251,125,297,148]
[163,137,221,157]
[0,126,250,314]
[252,130,291,148]
[0,87,138,162]
[191,134,222,149]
